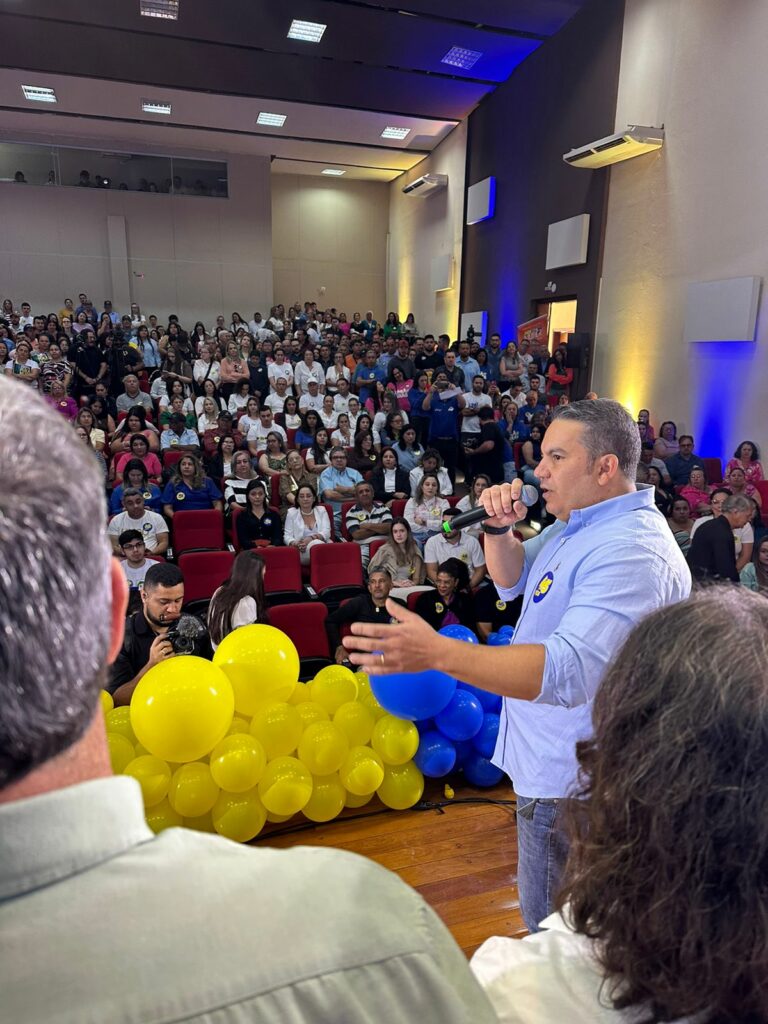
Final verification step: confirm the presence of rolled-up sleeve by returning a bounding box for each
[537,546,681,708]
[495,525,562,602]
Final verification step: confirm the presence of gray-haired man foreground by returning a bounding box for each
[0,378,495,1024]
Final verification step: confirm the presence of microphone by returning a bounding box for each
[445,484,540,534]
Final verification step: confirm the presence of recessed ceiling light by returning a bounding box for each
[287,19,326,43]
[140,0,179,19]
[21,85,57,103]
[142,99,172,115]
[257,112,287,127]
[441,46,483,70]
[322,169,346,176]
[381,126,411,140]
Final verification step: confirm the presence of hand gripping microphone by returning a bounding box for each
[445,483,540,534]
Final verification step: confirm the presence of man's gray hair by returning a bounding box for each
[553,398,641,478]
[0,378,112,787]
[121,487,142,501]
[723,494,753,515]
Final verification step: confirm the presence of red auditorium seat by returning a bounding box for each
[447,496,460,507]
[367,537,387,561]
[162,449,185,470]
[321,503,338,541]
[513,442,523,471]
[407,591,422,612]
[260,546,305,605]
[390,499,407,519]
[171,510,224,555]
[309,542,364,607]
[268,602,332,679]
[177,550,234,613]
[702,457,723,485]
[270,475,282,508]
[340,500,356,540]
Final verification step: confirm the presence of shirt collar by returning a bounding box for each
[0,776,152,900]
[564,483,656,533]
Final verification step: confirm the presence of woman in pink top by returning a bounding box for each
[114,433,163,484]
[679,467,711,517]
[725,440,763,485]
[727,464,762,508]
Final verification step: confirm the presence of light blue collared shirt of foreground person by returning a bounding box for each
[493,484,691,799]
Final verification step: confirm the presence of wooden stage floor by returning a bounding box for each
[258,778,526,957]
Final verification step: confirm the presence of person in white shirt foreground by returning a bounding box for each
[472,587,768,1024]
[0,377,495,1024]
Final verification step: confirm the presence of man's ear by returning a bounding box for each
[108,558,129,664]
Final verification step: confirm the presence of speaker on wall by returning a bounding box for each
[565,332,590,370]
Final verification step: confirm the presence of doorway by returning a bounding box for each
[536,299,577,354]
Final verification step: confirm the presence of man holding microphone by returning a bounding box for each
[344,400,691,932]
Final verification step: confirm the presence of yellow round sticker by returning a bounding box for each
[143,491,152,500]
[495,600,507,611]
[176,492,186,501]
[435,602,444,613]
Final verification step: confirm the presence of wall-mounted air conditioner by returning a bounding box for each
[563,126,664,169]
[402,173,448,197]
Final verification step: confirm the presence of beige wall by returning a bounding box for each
[271,174,388,317]
[593,0,768,458]
[0,153,273,324]
[387,122,467,339]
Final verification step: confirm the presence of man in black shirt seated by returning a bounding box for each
[687,493,752,583]
[109,563,210,705]
[326,569,404,665]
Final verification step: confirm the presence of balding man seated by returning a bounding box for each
[116,373,153,414]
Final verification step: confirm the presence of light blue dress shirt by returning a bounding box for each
[457,356,481,391]
[492,485,691,799]
[319,465,363,512]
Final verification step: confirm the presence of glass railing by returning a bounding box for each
[0,141,227,197]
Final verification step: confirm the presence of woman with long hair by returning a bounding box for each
[741,533,768,592]
[237,395,262,438]
[295,410,320,449]
[325,350,350,394]
[473,589,768,1024]
[280,395,302,432]
[161,453,223,517]
[373,391,407,436]
[88,395,116,439]
[455,474,492,539]
[114,433,162,485]
[646,465,673,517]
[206,433,239,483]
[160,336,194,396]
[726,463,762,508]
[330,412,353,449]
[258,431,288,479]
[404,472,449,548]
[227,377,252,416]
[283,483,331,564]
[109,458,163,514]
[235,480,282,549]
[74,424,108,480]
[545,347,573,400]
[370,447,411,506]
[355,411,380,450]
[110,405,160,455]
[208,550,269,651]
[76,405,107,452]
[278,449,316,516]
[194,378,226,417]
[304,428,332,477]
[636,408,655,443]
[667,495,695,556]
[653,420,679,461]
[407,371,431,447]
[368,517,428,599]
[219,339,248,400]
[160,378,195,416]
[394,425,424,475]
[347,430,379,473]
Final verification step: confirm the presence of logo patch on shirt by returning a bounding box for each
[495,599,507,611]
[533,571,554,603]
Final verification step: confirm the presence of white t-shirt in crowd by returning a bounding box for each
[247,421,287,449]
[294,362,325,394]
[409,465,453,497]
[121,559,151,590]
[209,593,259,652]
[107,510,168,551]
[299,392,325,413]
[423,533,485,572]
[264,393,286,415]
[267,362,294,389]
[461,392,493,433]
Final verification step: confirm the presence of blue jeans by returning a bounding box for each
[515,795,570,933]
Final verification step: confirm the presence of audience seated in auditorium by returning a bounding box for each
[414,558,476,632]
[687,493,752,583]
[116,529,153,614]
[161,453,222,517]
[667,495,695,556]
[725,439,763,484]
[107,488,169,554]
[345,480,392,567]
[235,480,282,550]
[325,569,405,665]
[472,589,768,1024]
[664,434,705,488]
[725,462,762,507]
[284,484,332,564]
[424,509,487,589]
[208,550,268,651]
[404,472,450,549]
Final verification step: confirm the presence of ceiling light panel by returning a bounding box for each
[381,126,411,140]
[287,19,327,42]
[441,46,483,70]
[140,0,179,19]
[257,112,287,127]
[22,85,57,103]
[142,99,172,115]
[322,169,346,176]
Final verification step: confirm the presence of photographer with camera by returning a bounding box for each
[109,563,211,706]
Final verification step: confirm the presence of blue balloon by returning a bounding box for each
[457,682,502,714]
[414,730,457,778]
[472,713,501,759]
[415,717,434,733]
[462,750,505,787]
[487,631,513,647]
[499,626,515,636]
[452,739,475,768]
[435,688,484,741]
[438,624,479,644]
[370,669,456,722]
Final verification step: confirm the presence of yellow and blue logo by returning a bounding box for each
[533,571,554,603]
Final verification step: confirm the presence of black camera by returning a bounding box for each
[165,614,208,655]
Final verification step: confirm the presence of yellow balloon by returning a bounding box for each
[345,790,374,809]
[100,690,114,716]
[295,700,330,730]
[213,625,299,716]
[183,812,216,833]
[266,809,294,823]
[258,756,313,816]
[339,745,385,796]
[209,734,267,793]
[333,701,375,746]
[355,671,372,698]
[359,690,388,722]
[297,722,349,776]
[226,716,252,737]
[145,798,183,834]
[130,656,234,763]
[377,761,424,810]
[310,665,358,713]
[371,715,420,766]
[289,682,313,705]
[168,762,220,817]
[107,732,135,774]
[303,773,346,822]
[212,788,267,842]
[249,701,303,760]
[124,755,171,807]
[105,706,136,744]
